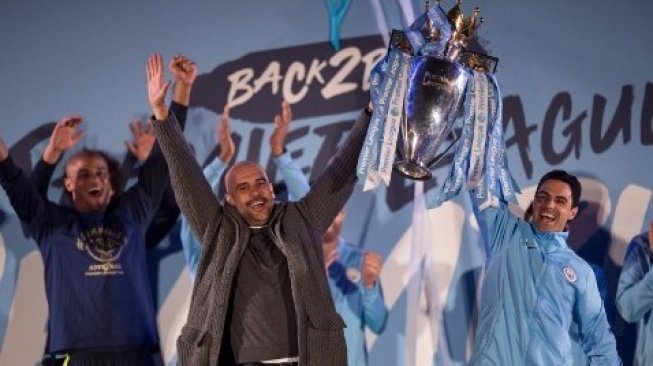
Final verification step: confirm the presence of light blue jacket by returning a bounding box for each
[469,194,621,365]
[616,232,653,366]
[329,239,388,366]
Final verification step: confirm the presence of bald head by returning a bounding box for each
[225,161,269,193]
[224,161,275,226]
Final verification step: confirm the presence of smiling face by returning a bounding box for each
[531,179,578,233]
[64,153,115,213]
[224,162,275,226]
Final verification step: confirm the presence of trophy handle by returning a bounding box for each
[426,128,461,169]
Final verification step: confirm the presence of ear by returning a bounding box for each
[568,206,578,221]
[64,177,74,193]
[269,183,275,200]
[225,193,234,205]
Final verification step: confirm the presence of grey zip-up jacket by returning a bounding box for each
[153,108,370,366]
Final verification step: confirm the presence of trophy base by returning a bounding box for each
[394,161,432,180]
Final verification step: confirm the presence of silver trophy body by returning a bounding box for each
[394,56,469,180]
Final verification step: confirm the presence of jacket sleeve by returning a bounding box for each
[469,192,522,259]
[274,152,310,201]
[152,113,223,247]
[293,109,370,236]
[120,129,170,226]
[0,156,61,243]
[169,101,189,131]
[179,157,228,277]
[361,281,389,334]
[575,264,622,365]
[30,157,57,197]
[616,234,653,323]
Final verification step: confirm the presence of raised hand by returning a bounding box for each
[169,54,197,106]
[147,53,170,120]
[125,118,156,162]
[43,115,84,164]
[217,105,235,164]
[269,100,292,157]
[0,136,8,162]
[361,251,383,288]
[169,54,198,86]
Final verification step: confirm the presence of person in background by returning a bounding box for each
[616,220,653,366]
[29,54,197,248]
[0,53,179,365]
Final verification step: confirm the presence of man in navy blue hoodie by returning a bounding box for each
[0,53,181,366]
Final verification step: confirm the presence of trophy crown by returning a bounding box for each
[461,7,482,38]
[447,0,465,31]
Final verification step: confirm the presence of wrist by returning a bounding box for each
[152,106,168,121]
[43,143,63,164]
[271,147,284,158]
[219,154,233,164]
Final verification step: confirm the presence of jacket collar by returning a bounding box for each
[530,224,569,254]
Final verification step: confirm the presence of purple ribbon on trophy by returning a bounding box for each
[357,0,520,208]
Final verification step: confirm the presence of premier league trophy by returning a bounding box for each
[357,0,519,208]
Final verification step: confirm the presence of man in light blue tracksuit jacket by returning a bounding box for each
[468,169,621,365]
[616,222,653,366]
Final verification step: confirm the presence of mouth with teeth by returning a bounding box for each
[248,199,268,211]
[539,212,556,222]
[87,187,103,197]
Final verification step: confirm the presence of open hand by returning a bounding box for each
[217,105,235,164]
[269,100,292,157]
[147,53,170,120]
[43,115,84,163]
[125,118,156,162]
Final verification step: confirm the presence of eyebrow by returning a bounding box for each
[537,190,569,201]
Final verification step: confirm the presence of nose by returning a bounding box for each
[542,196,556,208]
[251,187,263,198]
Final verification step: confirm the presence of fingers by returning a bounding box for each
[220,105,230,124]
[363,252,383,272]
[59,115,83,127]
[364,251,383,263]
[124,140,137,157]
[147,53,164,80]
[145,120,154,135]
[129,119,144,138]
[72,130,85,144]
[281,99,292,123]
[218,105,230,137]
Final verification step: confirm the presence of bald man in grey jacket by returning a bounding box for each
[148,55,371,366]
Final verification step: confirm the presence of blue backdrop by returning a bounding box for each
[0,0,651,364]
